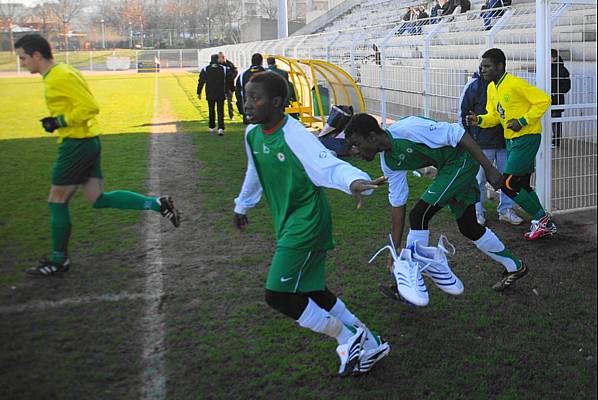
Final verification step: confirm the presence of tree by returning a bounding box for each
[50,0,84,50]
[259,0,278,19]
[0,1,25,53]
[31,2,57,38]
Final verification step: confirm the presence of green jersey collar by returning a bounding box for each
[496,72,508,89]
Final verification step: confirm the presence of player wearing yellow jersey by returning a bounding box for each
[14,34,180,277]
[466,48,554,241]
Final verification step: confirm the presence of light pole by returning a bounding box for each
[101,19,105,49]
[206,17,212,47]
[129,22,133,48]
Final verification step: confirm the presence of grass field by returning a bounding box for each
[0,72,596,399]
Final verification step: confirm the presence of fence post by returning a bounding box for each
[197,49,200,71]
[535,0,553,211]
[16,55,20,74]
[135,50,139,70]
[89,51,93,71]
[179,49,183,68]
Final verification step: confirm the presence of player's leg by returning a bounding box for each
[495,148,523,225]
[216,99,225,135]
[265,248,367,375]
[207,99,216,132]
[407,199,443,248]
[226,90,234,119]
[475,150,491,225]
[455,204,528,290]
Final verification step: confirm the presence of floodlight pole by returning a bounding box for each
[278,0,288,39]
[101,19,105,49]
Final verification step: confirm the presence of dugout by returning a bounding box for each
[264,55,365,128]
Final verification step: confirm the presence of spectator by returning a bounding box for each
[372,43,381,66]
[439,0,452,16]
[430,0,441,23]
[397,7,414,35]
[418,6,430,20]
[197,54,231,136]
[481,0,505,30]
[218,51,238,120]
[551,49,571,148]
[235,53,266,124]
[460,70,523,226]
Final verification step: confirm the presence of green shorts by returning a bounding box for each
[52,137,102,186]
[266,247,326,293]
[420,152,480,219]
[504,134,541,176]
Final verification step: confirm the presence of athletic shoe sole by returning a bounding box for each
[378,284,417,308]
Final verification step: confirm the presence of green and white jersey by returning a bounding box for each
[381,116,468,207]
[234,115,372,250]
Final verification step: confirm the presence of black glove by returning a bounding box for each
[40,116,65,133]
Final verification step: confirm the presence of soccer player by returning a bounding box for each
[466,48,554,240]
[343,113,529,293]
[233,72,390,375]
[459,70,523,226]
[15,34,180,277]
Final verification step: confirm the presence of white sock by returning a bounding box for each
[473,228,521,272]
[406,229,430,248]
[329,298,379,350]
[297,298,354,344]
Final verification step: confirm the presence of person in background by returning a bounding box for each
[218,51,238,120]
[235,53,266,124]
[550,49,571,149]
[198,54,231,136]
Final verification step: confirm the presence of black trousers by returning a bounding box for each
[207,99,225,130]
[551,110,563,147]
[225,90,234,119]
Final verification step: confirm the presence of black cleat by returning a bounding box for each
[158,196,181,227]
[378,283,417,308]
[492,262,529,291]
[25,258,70,277]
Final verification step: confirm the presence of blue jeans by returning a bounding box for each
[476,148,512,215]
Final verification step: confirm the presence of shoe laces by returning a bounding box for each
[369,234,400,264]
[437,234,456,257]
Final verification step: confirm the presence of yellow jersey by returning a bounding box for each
[43,63,100,143]
[478,72,551,139]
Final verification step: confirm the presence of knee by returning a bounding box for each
[457,218,485,240]
[501,174,531,197]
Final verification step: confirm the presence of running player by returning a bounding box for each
[233,72,389,375]
[15,34,180,277]
[343,113,528,294]
[466,48,554,240]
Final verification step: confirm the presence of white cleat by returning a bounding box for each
[370,235,429,307]
[499,208,524,225]
[410,235,464,296]
[354,335,391,374]
[336,327,366,376]
[476,212,486,226]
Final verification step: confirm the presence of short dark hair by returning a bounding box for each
[344,113,383,140]
[267,56,276,65]
[248,72,289,109]
[481,48,506,68]
[211,54,219,63]
[251,53,263,66]
[551,48,558,58]
[14,34,53,59]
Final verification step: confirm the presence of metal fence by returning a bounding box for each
[198,0,597,214]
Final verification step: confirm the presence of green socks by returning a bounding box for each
[92,190,160,212]
[49,202,71,264]
[513,189,547,220]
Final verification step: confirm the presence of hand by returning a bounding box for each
[40,117,62,133]
[233,213,249,231]
[485,165,504,190]
[506,119,523,132]
[465,111,478,127]
[349,176,387,209]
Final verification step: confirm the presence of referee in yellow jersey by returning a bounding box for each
[14,34,180,277]
[467,48,554,241]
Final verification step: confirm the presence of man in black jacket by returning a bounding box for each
[218,51,238,120]
[198,54,230,136]
[235,53,266,124]
[551,49,571,148]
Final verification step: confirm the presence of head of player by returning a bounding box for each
[218,51,226,64]
[14,34,54,75]
[243,72,288,129]
[267,56,276,67]
[479,48,506,85]
[343,113,392,161]
[251,53,263,67]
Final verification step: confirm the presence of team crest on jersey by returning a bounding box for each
[406,148,413,153]
[277,152,285,162]
[398,153,406,161]
[497,102,506,119]
[503,94,510,103]
[319,150,328,159]
[263,144,270,154]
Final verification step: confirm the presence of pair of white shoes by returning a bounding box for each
[208,128,224,136]
[335,326,391,376]
[370,235,464,307]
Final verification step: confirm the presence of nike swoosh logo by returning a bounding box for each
[427,190,436,194]
[253,151,259,154]
[280,276,293,283]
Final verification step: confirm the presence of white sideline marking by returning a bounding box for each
[139,74,168,400]
[0,292,158,314]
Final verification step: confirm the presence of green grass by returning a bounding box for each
[161,74,597,399]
